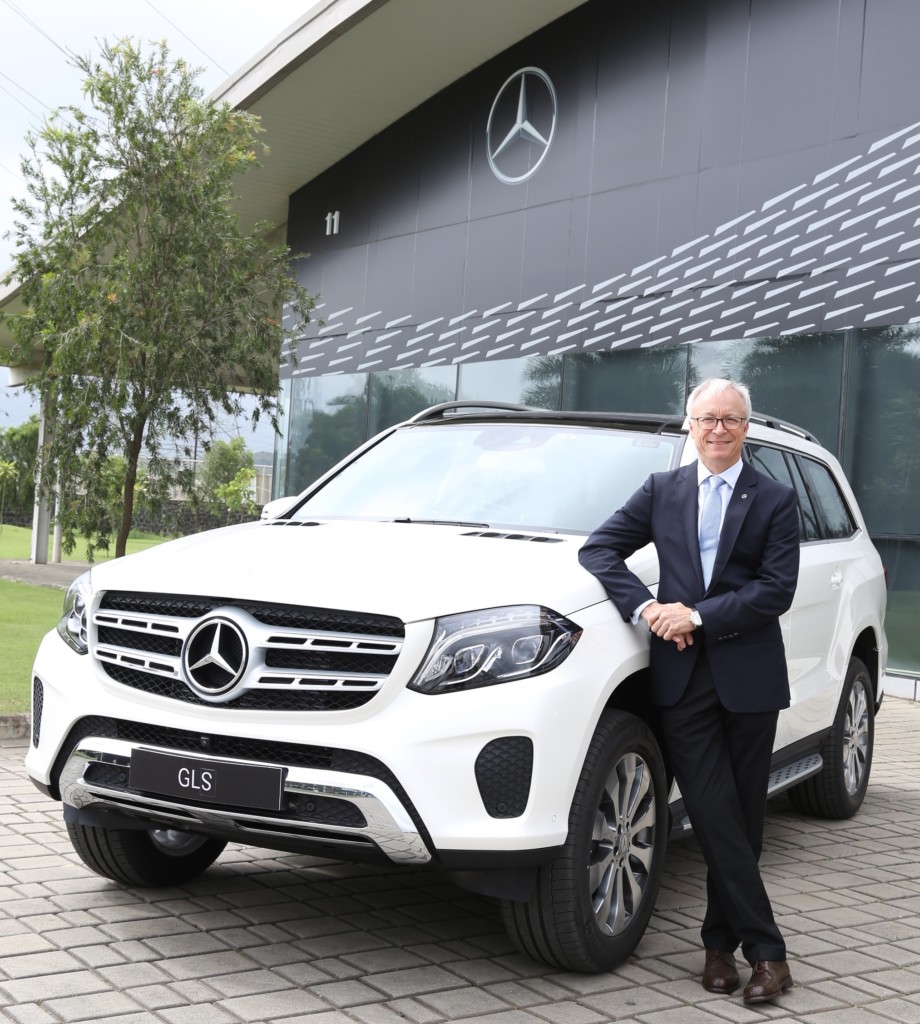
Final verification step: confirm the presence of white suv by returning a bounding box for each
[26,403,887,973]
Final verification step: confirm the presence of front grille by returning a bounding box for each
[92,592,405,711]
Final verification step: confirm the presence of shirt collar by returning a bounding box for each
[696,458,744,491]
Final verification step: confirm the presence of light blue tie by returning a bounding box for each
[699,475,725,588]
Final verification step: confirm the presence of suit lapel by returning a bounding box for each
[676,465,705,590]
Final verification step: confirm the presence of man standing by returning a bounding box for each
[578,378,799,1004]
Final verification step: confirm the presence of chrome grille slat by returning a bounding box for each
[92,592,405,711]
[96,645,183,679]
[254,668,386,690]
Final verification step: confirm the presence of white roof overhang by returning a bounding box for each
[0,0,586,365]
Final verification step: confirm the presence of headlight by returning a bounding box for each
[57,571,92,654]
[409,605,582,694]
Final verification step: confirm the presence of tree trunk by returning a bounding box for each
[116,420,146,558]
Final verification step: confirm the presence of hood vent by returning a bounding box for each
[263,520,324,527]
[462,530,563,543]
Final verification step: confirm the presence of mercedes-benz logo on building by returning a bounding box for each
[183,617,248,698]
[486,66,557,184]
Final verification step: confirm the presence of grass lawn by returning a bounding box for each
[0,524,171,716]
[0,580,62,715]
[0,523,168,562]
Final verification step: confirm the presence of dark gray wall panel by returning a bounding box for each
[284,0,920,378]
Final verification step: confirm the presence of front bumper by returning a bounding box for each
[57,732,431,863]
[27,600,646,865]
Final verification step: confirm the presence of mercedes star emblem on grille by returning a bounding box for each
[183,617,248,697]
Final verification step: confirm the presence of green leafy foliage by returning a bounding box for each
[0,417,39,517]
[2,39,314,558]
[215,465,259,521]
[196,436,254,509]
[0,459,16,527]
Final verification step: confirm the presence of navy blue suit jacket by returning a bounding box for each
[579,460,800,713]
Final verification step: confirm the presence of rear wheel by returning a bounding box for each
[501,709,668,972]
[788,656,874,818]
[67,823,226,886]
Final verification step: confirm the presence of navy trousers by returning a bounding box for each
[657,649,786,965]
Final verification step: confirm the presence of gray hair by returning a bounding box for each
[686,378,753,420]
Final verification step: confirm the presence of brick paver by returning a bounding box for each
[1,696,919,1023]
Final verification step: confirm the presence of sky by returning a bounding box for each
[0,0,310,451]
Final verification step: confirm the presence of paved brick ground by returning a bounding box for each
[1,698,919,1024]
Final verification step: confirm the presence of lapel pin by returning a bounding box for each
[741,493,748,499]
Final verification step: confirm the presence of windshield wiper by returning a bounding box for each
[392,517,490,528]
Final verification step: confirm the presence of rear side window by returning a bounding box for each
[746,443,821,541]
[796,455,857,540]
[747,442,857,542]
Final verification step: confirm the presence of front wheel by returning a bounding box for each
[67,823,226,886]
[501,709,669,972]
[788,656,874,819]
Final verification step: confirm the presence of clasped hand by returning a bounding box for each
[642,601,695,652]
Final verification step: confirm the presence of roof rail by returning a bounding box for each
[408,400,534,423]
[748,411,816,443]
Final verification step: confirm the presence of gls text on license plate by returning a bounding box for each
[129,748,285,811]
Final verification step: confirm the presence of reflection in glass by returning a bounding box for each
[843,326,920,537]
[459,355,561,408]
[285,373,368,494]
[368,367,457,435]
[562,349,687,414]
[293,421,681,534]
[874,538,920,673]
[691,333,843,451]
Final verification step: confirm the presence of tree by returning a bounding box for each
[0,417,39,518]
[0,459,16,528]
[215,466,259,522]
[2,39,314,558]
[197,436,254,510]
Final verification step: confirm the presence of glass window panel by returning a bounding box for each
[843,326,920,538]
[745,443,810,540]
[294,421,681,534]
[690,333,843,452]
[272,378,293,499]
[284,373,368,495]
[788,457,822,541]
[562,349,687,413]
[368,367,457,435]
[873,537,920,673]
[797,455,857,540]
[459,355,562,408]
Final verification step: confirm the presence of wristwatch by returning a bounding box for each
[689,608,702,629]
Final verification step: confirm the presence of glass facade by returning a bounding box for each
[279,328,920,671]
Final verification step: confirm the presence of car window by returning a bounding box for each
[787,458,825,541]
[796,455,858,539]
[746,443,818,541]
[292,422,682,533]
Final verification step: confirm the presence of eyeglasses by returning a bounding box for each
[689,415,748,430]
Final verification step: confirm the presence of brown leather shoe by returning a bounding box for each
[743,960,793,1003]
[702,949,740,993]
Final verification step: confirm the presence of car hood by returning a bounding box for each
[87,519,658,622]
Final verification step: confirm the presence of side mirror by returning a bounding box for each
[260,496,296,521]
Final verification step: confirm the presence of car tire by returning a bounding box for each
[66,823,226,886]
[501,709,668,973]
[788,656,874,819]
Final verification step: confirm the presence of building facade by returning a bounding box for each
[275,0,920,671]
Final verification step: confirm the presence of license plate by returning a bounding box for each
[129,748,285,812]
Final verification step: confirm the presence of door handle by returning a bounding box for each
[830,568,842,588]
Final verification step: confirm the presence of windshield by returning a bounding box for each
[291,421,682,534]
